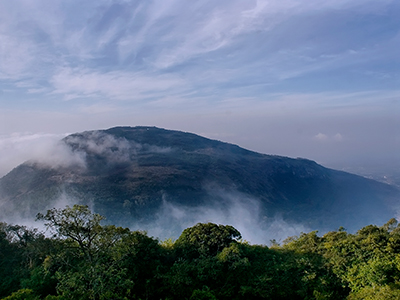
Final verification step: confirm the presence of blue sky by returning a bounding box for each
[0,0,399,176]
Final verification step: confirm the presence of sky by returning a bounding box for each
[0,0,399,177]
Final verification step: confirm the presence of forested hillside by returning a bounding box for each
[1,205,400,300]
[1,126,398,236]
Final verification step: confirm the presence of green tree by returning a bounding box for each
[36,205,133,300]
[0,223,23,297]
[174,223,241,259]
[37,205,109,263]
[117,230,165,299]
[347,285,400,300]
[0,223,49,298]
[0,289,39,300]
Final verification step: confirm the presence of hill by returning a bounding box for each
[0,126,398,240]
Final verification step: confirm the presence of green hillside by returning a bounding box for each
[0,126,398,234]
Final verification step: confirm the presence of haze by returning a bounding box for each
[0,0,399,178]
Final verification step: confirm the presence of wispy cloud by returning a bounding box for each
[50,67,188,101]
[0,0,398,173]
[1,0,398,98]
[78,103,118,114]
[314,133,343,142]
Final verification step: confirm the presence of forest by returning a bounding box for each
[1,205,400,300]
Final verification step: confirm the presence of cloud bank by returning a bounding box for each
[0,133,87,177]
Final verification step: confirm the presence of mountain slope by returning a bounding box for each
[0,126,398,236]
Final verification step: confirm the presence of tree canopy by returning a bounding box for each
[2,206,400,299]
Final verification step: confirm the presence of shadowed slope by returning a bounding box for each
[0,126,398,234]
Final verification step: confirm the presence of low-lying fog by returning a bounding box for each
[0,190,309,246]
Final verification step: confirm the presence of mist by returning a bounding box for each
[0,132,87,178]
[0,188,95,233]
[0,130,176,178]
[0,184,309,245]
[128,189,309,246]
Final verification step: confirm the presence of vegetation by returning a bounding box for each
[2,127,398,235]
[2,205,400,299]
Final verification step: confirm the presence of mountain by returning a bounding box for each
[0,126,399,240]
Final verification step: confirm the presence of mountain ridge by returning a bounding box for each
[0,126,398,240]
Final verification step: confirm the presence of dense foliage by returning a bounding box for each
[2,205,400,299]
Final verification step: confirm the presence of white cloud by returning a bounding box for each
[315,133,328,141]
[78,103,118,114]
[0,133,86,178]
[334,133,343,141]
[50,67,188,101]
[314,133,344,143]
[0,0,397,98]
[64,131,132,164]
[0,34,37,79]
